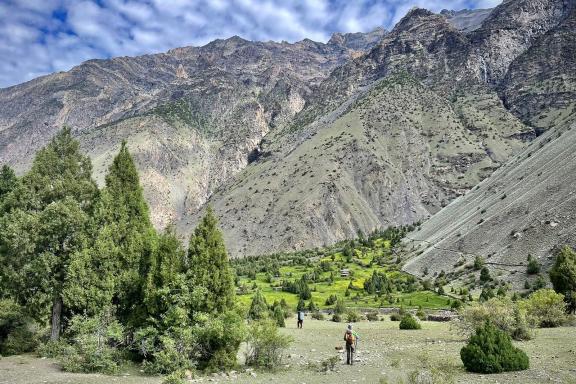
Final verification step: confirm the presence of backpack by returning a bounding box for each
[345,332,355,346]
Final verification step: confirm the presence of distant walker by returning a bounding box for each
[297,310,304,328]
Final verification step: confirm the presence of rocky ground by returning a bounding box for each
[1,317,575,384]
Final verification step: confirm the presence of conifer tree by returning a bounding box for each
[549,246,576,313]
[139,227,186,324]
[248,290,269,320]
[0,128,98,340]
[92,141,156,325]
[186,207,235,314]
[0,165,17,202]
[273,305,285,327]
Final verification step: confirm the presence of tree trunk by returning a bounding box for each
[50,296,63,341]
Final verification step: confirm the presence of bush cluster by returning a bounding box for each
[399,315,421,330]
[245,319,292,369]
[461,322,529,373]
[0,299,38,356]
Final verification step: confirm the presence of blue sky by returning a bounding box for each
[0,0,501,88]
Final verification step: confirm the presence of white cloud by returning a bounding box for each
[0,0,502,88]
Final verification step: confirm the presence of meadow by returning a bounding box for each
[233,230,455,313]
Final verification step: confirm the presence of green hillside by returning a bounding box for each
[232,226,453,311]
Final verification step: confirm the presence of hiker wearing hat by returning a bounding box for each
[343,324,357,365]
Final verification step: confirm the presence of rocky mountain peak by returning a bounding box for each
[392,7,440,32]
[440,8,493,32]
[327,27,387,50]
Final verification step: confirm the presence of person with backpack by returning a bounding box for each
[297,310,304,328]
[344,328,356,364]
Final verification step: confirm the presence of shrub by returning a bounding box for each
[399,315,421,330]
[0,299,38,356]
[192,310,246,372]
[163,371,186,384]
[455,298,532,341]
[366,311,379,321]
[521,288,566,328]
[451,300,463,310]
[549,246,576,313]
[37,339,76,358]
[480,267,491,283]
[245,319,292,369]
[460,322,529,373]
[319,356,339,372]
[416,308,427,321]
[527,255,540,275]
[332,313,342,322]
[474,256,484,270]
[390,313,402,321]
[346,310,361,323]
[311,311,324,320]
[60,312,126,374]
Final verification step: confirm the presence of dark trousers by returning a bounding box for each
[297,319,303,328]
[346,344,354,365]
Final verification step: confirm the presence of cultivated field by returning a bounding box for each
[1,317,575,384]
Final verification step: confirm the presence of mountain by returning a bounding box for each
[403,4,576,283]
[0,31,385,229]
[1,0,575,259]
[191,0,575,256]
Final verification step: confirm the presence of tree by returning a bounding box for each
[135,227,186,327]
[0,165,17,202]
[272,305,285,327]
[248,290,269,320]
[549,246,576,313]
[91,141,156,325]
[526,255,540,275]
[296,297,306,312]
[334,297,346,315]
[522,288,566,328]
[186,207,235,314]
[480,267,491,283]
[0,128,98,340]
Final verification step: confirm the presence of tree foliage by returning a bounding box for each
[187,207,235,314]
[0,128,247,374]
[549,246,576,313]
[460,322,529,373]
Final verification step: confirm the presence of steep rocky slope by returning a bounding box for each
[0,31,385,228]
[194,73,528,256]
[403,121,576,285]
[403,5,576,282]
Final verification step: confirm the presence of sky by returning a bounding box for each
[0,0,501,88]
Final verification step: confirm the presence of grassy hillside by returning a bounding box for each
[232,226,454,311]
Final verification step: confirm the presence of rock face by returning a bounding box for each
[1,0,575,258]
[441,8,493,32]
[403,5,576,282]
[0,33,384,228]
[403,121,576,286]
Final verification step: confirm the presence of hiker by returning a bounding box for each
[344,328,356,365]
[347,323,360,350]
[297,310,304,328]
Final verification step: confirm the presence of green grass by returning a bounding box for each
[234,232,452,312]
